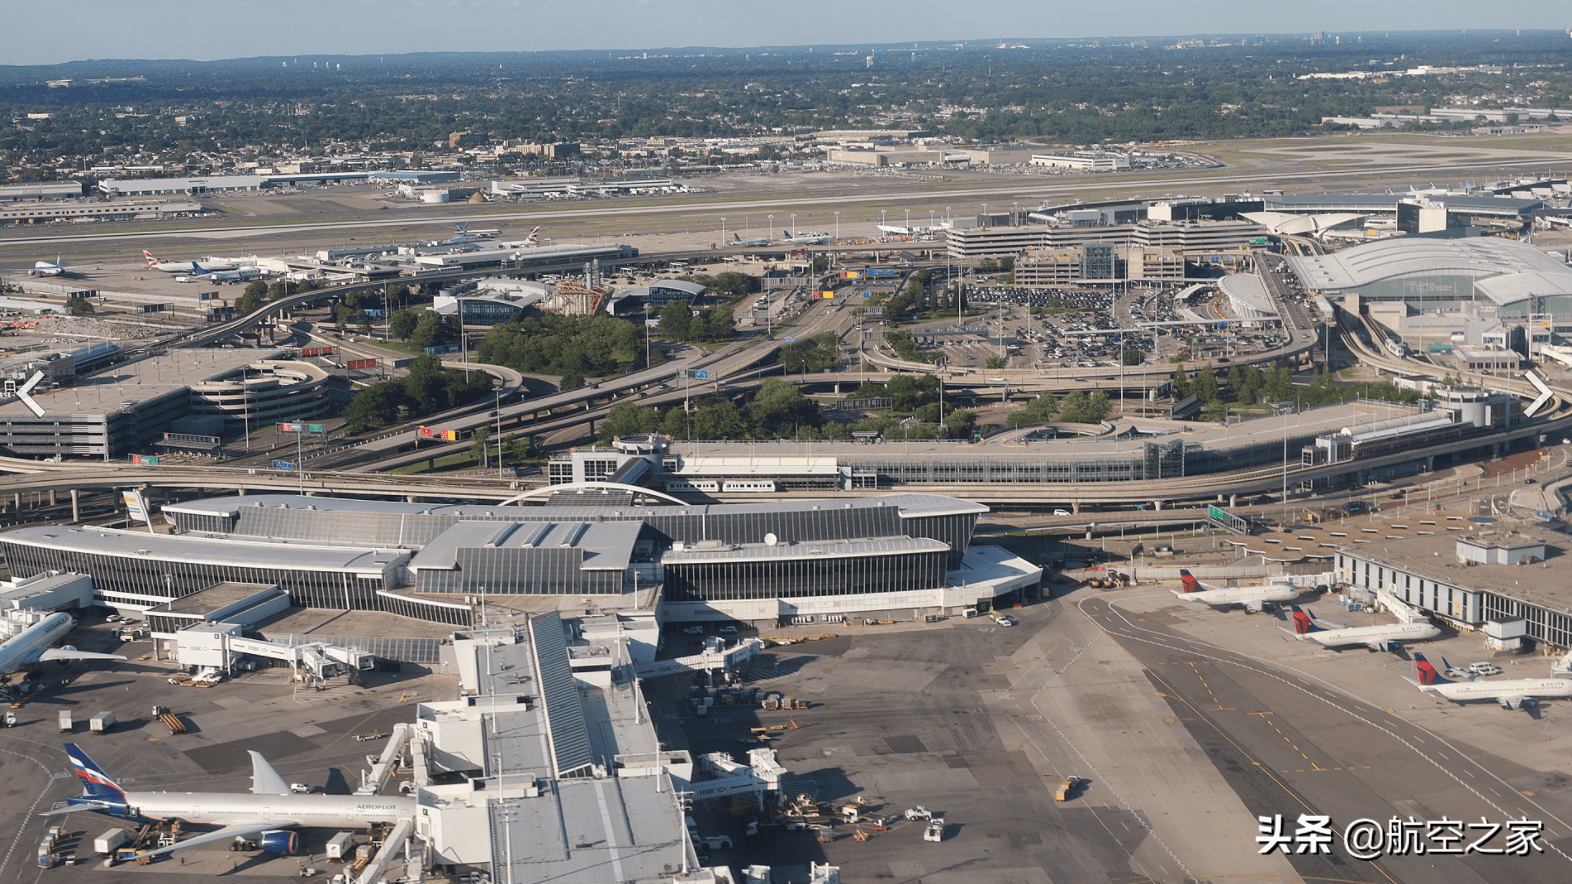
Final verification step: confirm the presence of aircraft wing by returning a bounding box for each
[1497,695,1533,711]
[36,648,127,663]
[136,820,300,859]
[248,750,292,796]
[38,800,118,817]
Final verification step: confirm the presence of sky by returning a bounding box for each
[7,0,1571,66]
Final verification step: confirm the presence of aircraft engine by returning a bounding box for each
[259,830,299,855]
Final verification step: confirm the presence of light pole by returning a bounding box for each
[790,213,796,237]
[834,211,840,242]
[720,217,726,244]
[904,208,910,231]
[768,214,774,239]
[496,387,505,479]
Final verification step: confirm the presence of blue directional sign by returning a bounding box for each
[783,337,795,343]
[692,370,710,380]
[273,460,295,471]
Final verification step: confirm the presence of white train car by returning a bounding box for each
[663,478,719,490]
[721,480,776,493]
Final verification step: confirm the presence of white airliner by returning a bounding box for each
[779,229,835,245]
[0,612,124,678]
[143,250,238,274]
[1407,652,1572,710]
[1171,569,1300,612]
[1284,605,1441,651]
[28,255,71,277]
[47,743,415,859]
[733,232,772,248]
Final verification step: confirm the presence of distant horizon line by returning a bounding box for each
[8,27,1570,69]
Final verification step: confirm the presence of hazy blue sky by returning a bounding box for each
[8,0,1570,65]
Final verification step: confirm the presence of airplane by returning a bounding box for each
[1405,652,1572,710]
[1283,605,1441,652]
[143,250,238,274]
[0,612,125,681]
[28,255,75,277]
[523,226,541,244]
[779,230,835,245]
[45,742,416,861]
[1171,569,1300,612]
[174,266,264,284]
[733,232,772,248]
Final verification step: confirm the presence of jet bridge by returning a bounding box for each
[352,817,415,884]
[226,636,375,680]
[634,637,764,679]
[356,722,415,796]
[679,748,785,811]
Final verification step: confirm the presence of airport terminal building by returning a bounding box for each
[0,491,1037,627]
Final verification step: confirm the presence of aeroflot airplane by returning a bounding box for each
[45,743,415,859]
[1406,652,1572,710]
[1171,569,1301,612]
[1284,605,1441,652]
[0,613,124,678]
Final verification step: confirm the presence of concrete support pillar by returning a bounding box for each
[13,493,19,510]
[833,383,841,395]
[70,489,79,524]
[407,495,417,503]
[1154,500,1163,511]
[1228,493,1237,507]
[49,489,56,506]
[1071,502,1081,514]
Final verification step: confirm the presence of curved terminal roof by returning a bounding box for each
[1240,211,1365,235]
[1217,274,1277,317]
[1288,238,1572,305]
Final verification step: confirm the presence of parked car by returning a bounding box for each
[718,625,740,634]
[681,626,705,635]
[1468,662,1503,677]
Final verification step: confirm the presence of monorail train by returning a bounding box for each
[721,480,776,493]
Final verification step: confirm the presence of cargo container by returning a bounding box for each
[94,829,130,855]
[90,711,116,734]
[325,832,356,861]
[58,711,72,733]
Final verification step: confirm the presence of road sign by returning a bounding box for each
[130,454,159,466]
[307,423,325,434]
[692,370,710,380]
[783,337,795,343]
[273,460,294,471]
[281,422,300,432]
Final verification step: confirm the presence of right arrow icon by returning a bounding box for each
[1525,370,1554,418]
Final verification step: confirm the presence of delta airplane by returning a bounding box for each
[1284,605,1441,652]
[46,743,416,859]
[0,613,124,679]
[1171,569,1300,612]
[1406,652,1572,710]
[143,250,238,274]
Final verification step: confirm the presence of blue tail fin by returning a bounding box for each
[65,743,127,804]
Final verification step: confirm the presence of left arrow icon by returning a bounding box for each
[16,370,45,417]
